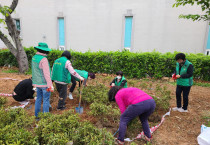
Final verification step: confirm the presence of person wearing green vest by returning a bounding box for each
[51,51,84,110]
[69,70,95,99]
[110,71,127,88]
[172,53,193,113]
[32,42,54,118]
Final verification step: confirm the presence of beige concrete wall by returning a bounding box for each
[0,0,208,53]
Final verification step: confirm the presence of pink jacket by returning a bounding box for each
[115,88,153,114]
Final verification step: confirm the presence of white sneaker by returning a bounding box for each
[68,92,73,100]
[178,108,188,113]
[172,107,181,111]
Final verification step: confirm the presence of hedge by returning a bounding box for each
[0,47,210,81]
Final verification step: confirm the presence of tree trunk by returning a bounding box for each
[5,15,29,73]
[17,47,28,73]
[0,0,29,73]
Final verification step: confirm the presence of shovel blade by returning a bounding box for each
[76,106,83,114]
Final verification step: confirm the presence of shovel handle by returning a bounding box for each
[113,128,119,136]
[79,80,83,105]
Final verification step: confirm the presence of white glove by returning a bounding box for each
[51,86,54,91]
[80,77,84,81]
[33,87,37,91]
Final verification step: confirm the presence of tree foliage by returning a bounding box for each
[173,0,210,21]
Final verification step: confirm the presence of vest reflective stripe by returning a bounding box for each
[115,76,128,88]
[75,69,88,82]
[32,55,49,85]
[51,57,71,83]
[176,60,193,86]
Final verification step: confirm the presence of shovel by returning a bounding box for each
[113,128,119,137]
[76,80,83,114]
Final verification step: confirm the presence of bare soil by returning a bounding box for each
[0,67,209,145]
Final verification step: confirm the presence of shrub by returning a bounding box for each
[35,110,115,145]
[0,108,37,144]
[0,97,7,107]
[0,48,209,81]
[81,83,109,104]
[153,84,172,111]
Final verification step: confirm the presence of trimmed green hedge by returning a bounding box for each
[0,47,210,81]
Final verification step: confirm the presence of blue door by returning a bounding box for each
[124,16,133,48]
[58,18,65,46]
[207,25,210,49]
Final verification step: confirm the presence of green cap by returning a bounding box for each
[34,42,52,51]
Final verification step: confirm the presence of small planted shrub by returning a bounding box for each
[0,97,7,107]
[35,110,115,145]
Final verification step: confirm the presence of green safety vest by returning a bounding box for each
[176,60,193,86]
[74,69,88,82]
[51,57,71,83]
[115,76,127,88]
[32,54,51,85]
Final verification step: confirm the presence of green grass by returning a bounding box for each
[202,111,210,127]
[2,69,19,73]
[168,81,210,87]
[24,68,32,75]
[2,68,32,75]
[193,82,210,87]
[206,120,210,127]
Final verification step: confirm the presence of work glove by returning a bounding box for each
[111,83,115,87]
[80,77,84,81]
[46,86,54,92]
[172,74,177,80]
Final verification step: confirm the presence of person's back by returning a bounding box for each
[74,69,88,82]
[13,78,34,102]
[32,42,53,118]
[51,51,84,110]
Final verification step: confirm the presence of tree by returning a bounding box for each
[0,0,28,73]
[173,0,210,21]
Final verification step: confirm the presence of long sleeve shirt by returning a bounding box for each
[115,88,153,114]
[174,64,193,78]
[35,52,53,88]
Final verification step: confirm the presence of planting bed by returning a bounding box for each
[0,67,209,144]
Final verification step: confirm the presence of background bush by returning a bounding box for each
[0,48,210,81]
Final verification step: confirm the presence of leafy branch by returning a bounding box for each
[173,0,210,21]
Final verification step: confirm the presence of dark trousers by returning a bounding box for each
[69,75,83,93]
[70,75,77,93]
[55,83,67,109]
[176,85,191,110]
[118,99,156,142]
[13,95,25,102]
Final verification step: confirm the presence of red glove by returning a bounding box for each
[172,74,177,80]
[46,86,54,92]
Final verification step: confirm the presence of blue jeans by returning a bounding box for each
[35,87,51,117]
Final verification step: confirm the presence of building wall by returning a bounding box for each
[0,0,208,53]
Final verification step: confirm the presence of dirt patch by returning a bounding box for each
[0,67,209,144]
